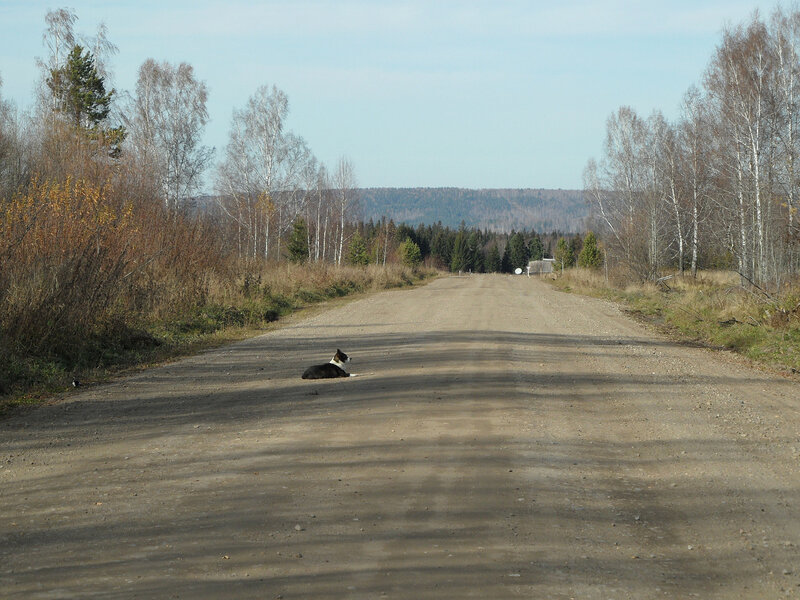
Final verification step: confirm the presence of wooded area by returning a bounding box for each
[585,7,800,288]
[0,9,401,398]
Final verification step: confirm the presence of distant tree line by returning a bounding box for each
[585,7,800,288]
[331,219,586,274]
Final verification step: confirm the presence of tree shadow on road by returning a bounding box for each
[1,327,796,598]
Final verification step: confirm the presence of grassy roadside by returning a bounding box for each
[1,263,437,414]
[550,268,800,374]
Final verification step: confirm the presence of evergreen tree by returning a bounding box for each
[400,237,422,267]
[47,44,125,152]
[578,231,603,269]
[431,230,452,267]
[554,237,574,271]
[287,217,309,263]
[395,224,417,246]
[414,223,430,258]
[507,232,530,270]
[570,234,583,262]
[501,243,513,273]
[348,231,369,266]
[450,230,467,272]
[49,45,111,127]
[466,231,483,272]
[486,244,502,272]
[528,234,544,261]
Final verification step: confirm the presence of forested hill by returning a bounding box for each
[357,188,589,233]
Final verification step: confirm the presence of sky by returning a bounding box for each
[0,0,789,191]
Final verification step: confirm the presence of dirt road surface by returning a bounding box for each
[2,275,800,599]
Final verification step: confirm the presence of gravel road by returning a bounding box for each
[2,274,800,599]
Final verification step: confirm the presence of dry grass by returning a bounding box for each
[0,174,436,410]
[552,268,800,373]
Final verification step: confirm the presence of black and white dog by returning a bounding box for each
[301,349,351,379]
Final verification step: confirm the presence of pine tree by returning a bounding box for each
[507,232,530,270]
[486,244,502,272]
[578,231,602,269]
[450,230,467,272]
[49,45,112,128]
[287,217,309,263]
[47,44,125,153]
[348,231,369,266]
[400,237,422,267]
[528,234,544,261]
[501,243,512,273]
[554,237,574,271]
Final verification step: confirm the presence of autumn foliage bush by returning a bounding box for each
[0,168,430,400]
[0,173,231,394]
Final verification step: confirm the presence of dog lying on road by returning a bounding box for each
[301,349,351,379]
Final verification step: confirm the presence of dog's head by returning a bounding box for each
[333,349,350,364]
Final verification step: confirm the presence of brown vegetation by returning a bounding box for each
[585,8,800,288]
[0,9,434,407]
[553,268,800,373]
[0,161,430,401]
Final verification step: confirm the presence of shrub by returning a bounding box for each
[400,237,422,268]
[577,231,602,269]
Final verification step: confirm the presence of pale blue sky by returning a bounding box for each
[0,1,786,190]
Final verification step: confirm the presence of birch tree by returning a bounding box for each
[215,85,318,261]
[654,114,687,274]
[679,86,713,277]
[0,76,29,198]
[585,7,800,287]
[332,157,358,265]
[215,85,288,259]
[771,8,800,275]
[37,8,77,117]
[705,16,775,285]
[38,9,118,121]
[126,59,213,211]
[584,106,653,279]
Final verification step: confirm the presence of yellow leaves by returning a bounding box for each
[0,175,137,269]
[257,191,275,215]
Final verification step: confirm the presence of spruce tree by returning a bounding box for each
[528,234,544,261]
[287,217,309,263]
[507,232,530,270]
[400,237,422,267]
[570,235,583,262]
[450,230,467,272]
[554,237,574,271]
[486,244,502,272]
[466,231,483,272]
[348,232,369,266]
[578,231,603,269]
[501,243,512,273]
[431,231,452,266]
